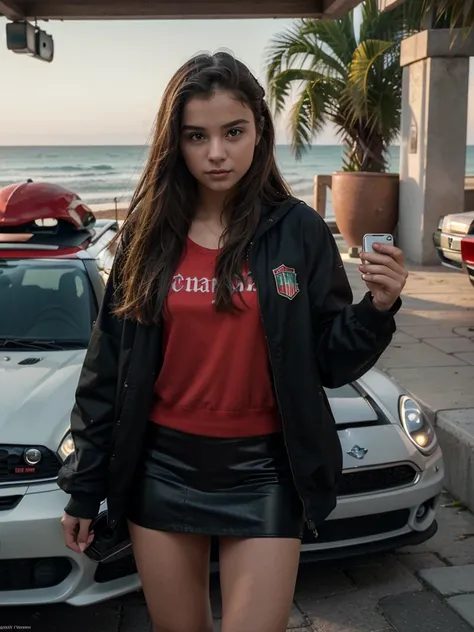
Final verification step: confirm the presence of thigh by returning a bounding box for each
[128,520,213,632]
[219,536,301,632]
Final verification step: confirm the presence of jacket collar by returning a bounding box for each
[254,196,302,241]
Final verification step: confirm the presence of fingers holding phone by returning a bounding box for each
[359,233,408,311]
[61,513,94,554]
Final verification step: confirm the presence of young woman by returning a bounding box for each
[58,52,408,632]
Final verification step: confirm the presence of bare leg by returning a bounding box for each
[128,521,213,632]
[219,536,301,632]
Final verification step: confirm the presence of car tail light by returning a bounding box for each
[461,236,474,265]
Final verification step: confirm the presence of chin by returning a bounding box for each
[202,179,239,193]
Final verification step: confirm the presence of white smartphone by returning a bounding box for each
[362,233,393,254]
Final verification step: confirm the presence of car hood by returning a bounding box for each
[0,349,85,447]
[0,353,400,448]
[326,387,378,424]
[325,365,403,425]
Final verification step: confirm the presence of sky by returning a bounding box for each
[1,16,474,146]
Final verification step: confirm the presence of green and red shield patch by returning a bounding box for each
[272,264,300,300]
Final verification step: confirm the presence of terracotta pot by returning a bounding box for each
[331,172,399,248]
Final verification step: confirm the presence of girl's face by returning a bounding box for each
[180,90,258,196]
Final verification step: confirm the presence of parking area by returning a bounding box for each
[1,493,473,632]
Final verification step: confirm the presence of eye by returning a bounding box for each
[227,128,243,138]
[188,132,205,141]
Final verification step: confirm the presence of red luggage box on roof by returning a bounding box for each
[0,181,96,258]
[0,181,95,230]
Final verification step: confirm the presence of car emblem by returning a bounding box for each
[447,237,453,249]
[347,445,368,459]
[23,448,42,466]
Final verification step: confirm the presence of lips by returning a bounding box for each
[207,170,231,175]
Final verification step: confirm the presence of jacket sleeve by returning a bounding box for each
[302,205,400,388]
[56,261,124,519]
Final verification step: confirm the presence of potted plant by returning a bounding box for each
[266,0,422,250]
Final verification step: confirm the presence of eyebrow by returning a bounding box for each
[182,119,250,131]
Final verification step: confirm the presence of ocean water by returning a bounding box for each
[1,145,473,218]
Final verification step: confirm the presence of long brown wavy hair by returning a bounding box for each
[112,51,291,325]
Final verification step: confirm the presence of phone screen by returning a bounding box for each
[363,234,393,253]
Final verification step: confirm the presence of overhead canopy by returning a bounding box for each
[0,0,363,20]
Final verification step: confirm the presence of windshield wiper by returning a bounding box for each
[0,338,67,351]
[48,339,89,349]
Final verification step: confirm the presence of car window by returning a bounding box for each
[97,232,118,282]
[22,268,66,289]
[0,259,96,346]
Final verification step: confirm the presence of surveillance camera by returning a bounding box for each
[35,28,54,62]
[6,21,54,63]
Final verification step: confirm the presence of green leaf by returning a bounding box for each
[265,0,447,172]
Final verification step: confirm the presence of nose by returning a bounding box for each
[208,136,227,163]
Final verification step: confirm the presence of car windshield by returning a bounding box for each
[0,259,96,349]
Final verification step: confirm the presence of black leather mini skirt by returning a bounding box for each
[127,422,304,539]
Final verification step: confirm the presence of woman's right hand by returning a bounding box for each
[61,513,95,554]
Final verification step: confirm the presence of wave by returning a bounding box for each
[4,164,116,173]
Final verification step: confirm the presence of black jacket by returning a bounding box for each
[57,197,400,533]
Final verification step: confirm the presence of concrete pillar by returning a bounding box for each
[399,30,474,265]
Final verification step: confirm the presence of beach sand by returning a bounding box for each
[88,195,338,233]
[89,202,130,220]
[88,194,317,221]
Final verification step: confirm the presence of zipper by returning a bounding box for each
[247,240,319,540]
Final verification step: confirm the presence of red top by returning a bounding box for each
[149,237,281,437]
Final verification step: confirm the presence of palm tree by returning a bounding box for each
[422,0,474,31]
[266,0,423,172]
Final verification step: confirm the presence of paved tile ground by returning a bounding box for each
[449,595,474,628]
[2,493,474,632]
[339,246,474,416]
[419,564,474,596]
[380,591,472,632]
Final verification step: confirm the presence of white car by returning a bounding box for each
[433,210,474,285]
[0,182,444,606]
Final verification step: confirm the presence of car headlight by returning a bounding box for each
[58,431,75,462]
[399,396,438,455]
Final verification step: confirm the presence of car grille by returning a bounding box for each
[0,445,62,484]
[0,495,22,511]
[337,464,418,496]
[302,508,410,544]
[0,558,72,590]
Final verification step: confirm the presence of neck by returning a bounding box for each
[195,185,232,222]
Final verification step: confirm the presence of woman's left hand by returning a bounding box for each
[359,243,409,312]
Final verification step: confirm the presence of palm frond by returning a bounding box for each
[423,0,474,32]
[346,39,396,121]
[266,67,322,115]
[361,0,422,41]
[265,20,348,89]
[302,16,357,67]
[288,83,328,159]
[265,0,429,172]
[265,20,313,83]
